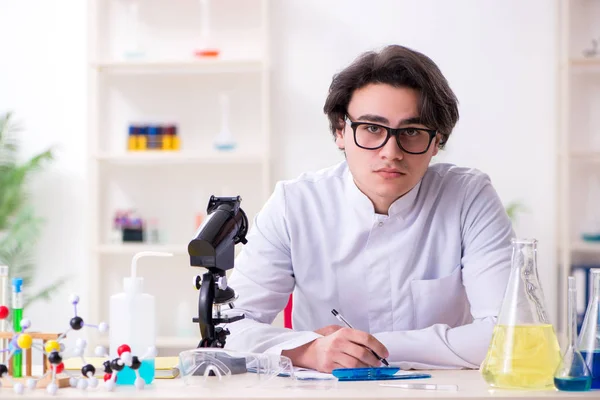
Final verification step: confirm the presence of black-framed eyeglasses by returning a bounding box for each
[345,116,437,155]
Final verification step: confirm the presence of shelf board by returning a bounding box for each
[571,240,600,253]
[91,58,265,74]
[156,336,199,348]
[568,150,600,162]
[97,336,198,349]
[570,58,600,67]
[95,151,265,165]
[96,243,189,255]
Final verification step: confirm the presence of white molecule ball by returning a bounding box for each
[94,345,107,357]
[26,378,37,389]
[46,383,58,396]
[145,346,158,358]
[69,377,78,388]
[121,351,133,365]
[77,378,88,391]
[73,346,84,357]
[69,294,80,305]
[105,380,116,392]
[88,377,99,389]
[98,322,109,333]
[20,318,31,330]
[75,338,87,349]
[134,377,145,390]
[13,382,24,395]
[59,343,66,352]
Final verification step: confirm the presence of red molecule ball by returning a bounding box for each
[0,305,9,319]
[117,344,131,356]
[104,373,114,382]
[55,362,64,374]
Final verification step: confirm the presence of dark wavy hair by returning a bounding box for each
[323,45,459,148]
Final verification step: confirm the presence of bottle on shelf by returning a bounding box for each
[213,93,236,151]
[123,0,145,59]
[127,126,139,151]
[581,176,600,242]
[194,0,220,57]
[147,125,162,150]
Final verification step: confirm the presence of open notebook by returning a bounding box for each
[63,357,180,379]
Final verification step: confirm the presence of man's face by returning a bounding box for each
[336,83,440,213]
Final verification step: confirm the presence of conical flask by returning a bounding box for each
[578,268,600,389]
[553,276,592,391]
[481,239,561,390]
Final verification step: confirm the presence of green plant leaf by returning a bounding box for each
[0,111,66,311]
[505,201,528,223]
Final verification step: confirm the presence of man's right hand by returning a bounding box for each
[282,327,389,373]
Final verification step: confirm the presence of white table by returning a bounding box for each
[0,370,597,399]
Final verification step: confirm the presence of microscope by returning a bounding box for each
[188,195,249,349]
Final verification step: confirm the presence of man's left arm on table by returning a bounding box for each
[375,177,514,369]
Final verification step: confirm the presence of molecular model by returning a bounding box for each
[0,294,110,395]
[0,294,157,395]
[95,343,158,391]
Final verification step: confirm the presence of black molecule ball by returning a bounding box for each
[110,358,125,372]
[130,356,141,370]
[103,360,113,374]
[0,364,8,377]
[81,364,96,378]
[48,351,63,365]
[70,316,84,330]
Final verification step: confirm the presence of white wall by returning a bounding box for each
[0,0,559,336]
[0,0,87,339]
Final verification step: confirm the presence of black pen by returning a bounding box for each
[331,309,390,366]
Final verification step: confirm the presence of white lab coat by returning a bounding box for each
[224,161,514,369]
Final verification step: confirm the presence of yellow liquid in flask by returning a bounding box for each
[481,325,561,390]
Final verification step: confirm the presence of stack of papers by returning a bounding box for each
[293,367,337,381]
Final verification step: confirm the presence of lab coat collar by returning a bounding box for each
[343,162,422,219]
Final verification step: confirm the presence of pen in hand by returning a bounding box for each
[331,309,390,367]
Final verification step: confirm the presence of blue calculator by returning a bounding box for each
[332,367,431,381]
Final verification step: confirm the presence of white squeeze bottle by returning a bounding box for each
[109,251,173,385]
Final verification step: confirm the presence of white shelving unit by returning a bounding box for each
[557,0,600,335]
[87,0,271,354]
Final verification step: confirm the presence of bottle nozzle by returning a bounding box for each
[131,251,174,278]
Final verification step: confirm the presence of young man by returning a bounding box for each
[224,45,514,372]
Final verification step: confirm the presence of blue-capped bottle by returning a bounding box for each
[147,126,162,150]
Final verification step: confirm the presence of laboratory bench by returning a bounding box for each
[0,370,597,399]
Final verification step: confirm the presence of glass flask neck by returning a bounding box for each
[567,277,577,348]
[498,238,550,325]
[578,269,600,352]
[592,270,600,299]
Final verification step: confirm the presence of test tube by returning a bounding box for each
[0,266,8,363]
